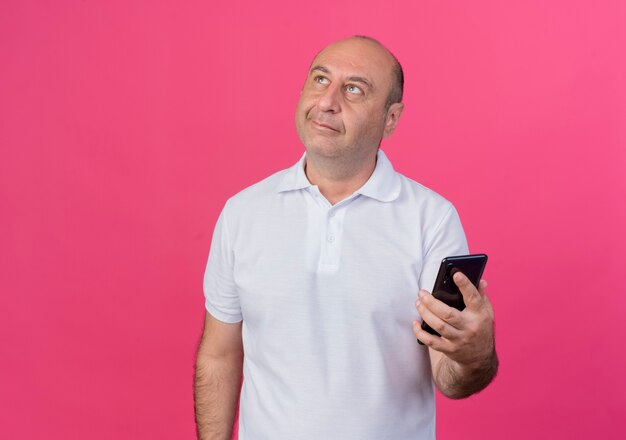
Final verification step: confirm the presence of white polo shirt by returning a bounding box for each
[203,149,468,440]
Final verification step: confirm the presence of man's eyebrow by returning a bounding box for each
[309,65,372,88]
[310,65,330,75]
[346,76,371,88]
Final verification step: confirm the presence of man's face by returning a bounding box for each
[295,38,403,160]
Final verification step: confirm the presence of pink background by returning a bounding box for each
[1,1,625,438]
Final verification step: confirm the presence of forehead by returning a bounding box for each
[309,39,395,85]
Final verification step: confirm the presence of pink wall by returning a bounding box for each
[1,1,625,438]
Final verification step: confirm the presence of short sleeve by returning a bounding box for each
[418,204,469,292]
[202,205,243,323]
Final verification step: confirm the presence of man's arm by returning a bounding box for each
[413,272,498,399]
[194,312,244,439]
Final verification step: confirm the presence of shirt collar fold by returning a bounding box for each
[277,149,401,202]
[276,153,311,193]
[355,149,401,202]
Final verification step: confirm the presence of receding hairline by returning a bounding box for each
[308,35,404,107]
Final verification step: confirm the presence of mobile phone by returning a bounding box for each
[418,254,488,344]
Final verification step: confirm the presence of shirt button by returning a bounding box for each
[329,211,335,218]
[327,235,335,243]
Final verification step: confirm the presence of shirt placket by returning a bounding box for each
[306,186,356,273]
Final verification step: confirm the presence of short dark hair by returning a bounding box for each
[353,35,404,109]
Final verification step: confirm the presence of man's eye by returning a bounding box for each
[346,84,363,95]
[314,76,330,85]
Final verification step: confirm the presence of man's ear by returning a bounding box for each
[383,102,404,138]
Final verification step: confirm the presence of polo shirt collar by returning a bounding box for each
[276,153,311,192]
[277,149,401,202]
[355,149,401,202]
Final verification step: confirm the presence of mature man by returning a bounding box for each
[194,36,498,439]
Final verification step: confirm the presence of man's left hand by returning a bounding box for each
[413,272,495,366]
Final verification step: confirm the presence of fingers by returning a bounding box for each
[416,290,463,334]
[478,279,488,294]
[413,320,454,352]
[454,272,484,311]
[415,277,494,361]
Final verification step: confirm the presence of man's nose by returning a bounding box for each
[316,84,341,113]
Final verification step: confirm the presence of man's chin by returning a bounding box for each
[304,143,345,159]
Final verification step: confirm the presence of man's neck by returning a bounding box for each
[304,150,378,205]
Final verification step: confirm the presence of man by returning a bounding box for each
[194,36,498,439]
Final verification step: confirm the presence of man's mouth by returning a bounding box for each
[311,120,340,132]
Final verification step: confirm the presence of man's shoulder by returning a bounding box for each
[395,171,456,214]
[222,165,292,215]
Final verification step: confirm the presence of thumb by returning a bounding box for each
[454,271,482,310]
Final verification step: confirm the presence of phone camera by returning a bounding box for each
[444,263,454,282]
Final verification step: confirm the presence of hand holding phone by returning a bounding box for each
[418,254,488,344]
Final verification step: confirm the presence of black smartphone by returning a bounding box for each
[418,254,488,344]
